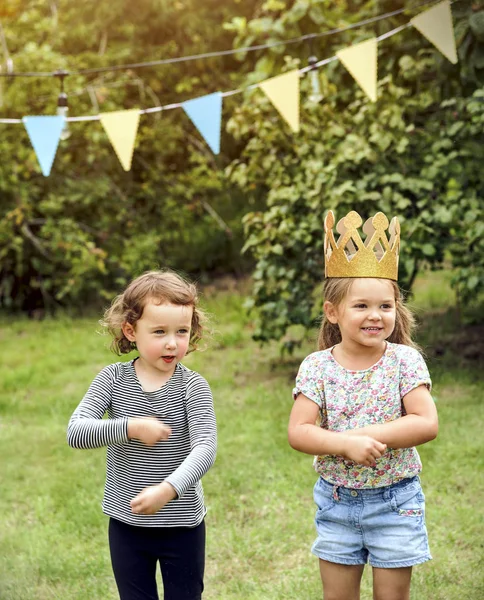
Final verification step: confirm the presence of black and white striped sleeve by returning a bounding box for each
[165,373,217,498]
[67,365,129,449]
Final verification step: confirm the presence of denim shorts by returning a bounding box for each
[312,476,432,568]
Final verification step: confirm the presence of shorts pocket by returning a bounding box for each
[390,486,425,518]
[315,498,335,519]
[314,479,336,518]
[389,486,424,518]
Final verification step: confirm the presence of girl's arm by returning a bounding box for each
[288,394,386,467]
[164,374,217,496]
[346,385,438,448]
[67,367,128,449]
[67,366,170,449]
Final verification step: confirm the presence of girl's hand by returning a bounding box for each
[128,417,171,446]
[342,435,387,466]
[130,482,177,515]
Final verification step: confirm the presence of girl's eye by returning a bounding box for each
[154,330,165,335]
[355,304,366,309]
[178,329,189,334]
[381,304,393,309]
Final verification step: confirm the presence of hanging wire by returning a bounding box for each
[0,0,440,79]
[0,22,414,124]
[0,21,14,74]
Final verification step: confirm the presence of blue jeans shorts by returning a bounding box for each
[312,476,432,568]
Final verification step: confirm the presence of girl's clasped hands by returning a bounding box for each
[343,434,387,467]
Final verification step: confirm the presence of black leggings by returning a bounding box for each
[108,518,205,600]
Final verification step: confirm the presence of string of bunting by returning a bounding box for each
[0,0,457,176]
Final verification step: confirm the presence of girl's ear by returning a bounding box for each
[122,322,136,342]
[323,301,339,324]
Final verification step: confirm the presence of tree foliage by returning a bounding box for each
[0,0,259,312]
[225,0,484,347]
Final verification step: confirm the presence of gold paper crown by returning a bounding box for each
[324,210,400,280]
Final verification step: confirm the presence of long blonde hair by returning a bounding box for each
[101,270,206,355]
[317,278,420,351]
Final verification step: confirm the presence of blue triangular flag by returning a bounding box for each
[182,92,222,155]
[23,116,65,176]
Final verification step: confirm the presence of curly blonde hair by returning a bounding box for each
[317,278,420,352]
[101,270,206,355]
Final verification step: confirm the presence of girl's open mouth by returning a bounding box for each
[162,356,175,363]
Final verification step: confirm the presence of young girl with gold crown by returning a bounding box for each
[288,211,438,600]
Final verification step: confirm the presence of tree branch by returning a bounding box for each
[20,223,53,260]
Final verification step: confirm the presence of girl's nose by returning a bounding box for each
[165,336,177,349]
[369,309,382,320]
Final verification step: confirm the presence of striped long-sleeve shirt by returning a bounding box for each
[67,360,217,527]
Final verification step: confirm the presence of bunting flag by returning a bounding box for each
[182,92,223,154]
[410,0,457,64]
[22,115,65,176]
[100,109,141,171]
[259,70,300,133]
[5,2,460,176]
[336,38,378,102]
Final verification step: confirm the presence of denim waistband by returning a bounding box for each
[320,475,420,502]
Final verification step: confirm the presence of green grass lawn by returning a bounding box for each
[1,273,483,599]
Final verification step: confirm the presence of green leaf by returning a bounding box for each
[467,275,479,290]
[422,244,436,257]
[469,11,484,42]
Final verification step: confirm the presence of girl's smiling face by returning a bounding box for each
[324,278,397,355]
[122,300,193,383]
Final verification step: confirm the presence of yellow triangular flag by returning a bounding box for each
[259,70,300,133]
[100,109,141,171]
[336,38,378,102]
[411,0,457,64]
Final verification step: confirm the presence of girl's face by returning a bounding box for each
[324,278,396,354]
[122,300,193,381]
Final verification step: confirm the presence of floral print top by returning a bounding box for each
[293,342,432,488]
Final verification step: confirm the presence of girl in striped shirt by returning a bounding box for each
[67,270,217,600]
